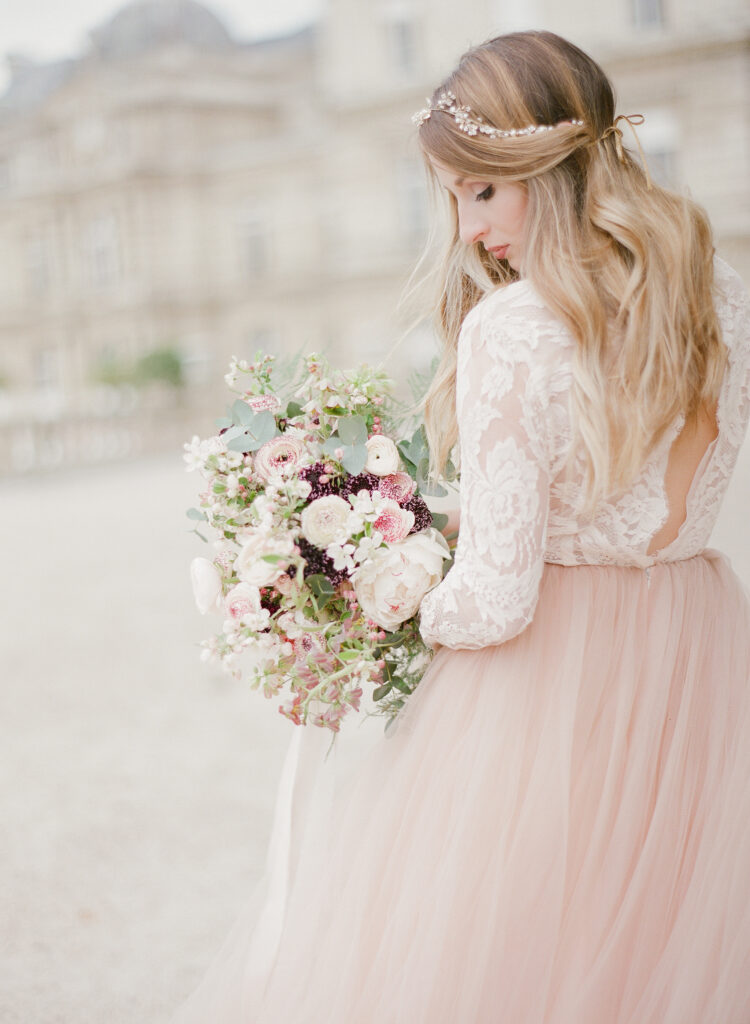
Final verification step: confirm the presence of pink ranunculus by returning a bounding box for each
[224,582,262,622]
[245,393,282,413]
[254,435,304,482]
[378,472,416,503]
[373,500,415,543]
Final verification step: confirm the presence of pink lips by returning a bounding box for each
[487,245,509,259]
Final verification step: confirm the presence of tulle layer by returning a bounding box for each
[174,551,750,1024]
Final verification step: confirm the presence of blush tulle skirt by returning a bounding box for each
[172,550,750,1023]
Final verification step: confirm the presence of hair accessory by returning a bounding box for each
[412,90,584,138]
[598,114,654,191]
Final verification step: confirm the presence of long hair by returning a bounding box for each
[415,30,726,514]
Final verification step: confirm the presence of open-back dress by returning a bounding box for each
[173,253,750,1023]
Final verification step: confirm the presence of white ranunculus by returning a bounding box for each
[190,557,223,614]
[301,495,352,547]
[234,532,293,587]
[352,527,451,631]
[364,435,400,476]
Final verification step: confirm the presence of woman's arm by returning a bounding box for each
[418,293,552,650]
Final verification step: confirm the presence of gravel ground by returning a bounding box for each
[2,446,749,1023]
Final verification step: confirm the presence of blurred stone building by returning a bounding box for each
[0,0,747,470]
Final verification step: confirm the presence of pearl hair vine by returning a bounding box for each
[411,90,585,138]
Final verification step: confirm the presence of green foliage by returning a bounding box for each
[91,345,185,389]
[133,347,185,388]
[397,424,456,496]
[321,414,369,474]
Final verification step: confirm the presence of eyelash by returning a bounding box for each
[476,185,495,202]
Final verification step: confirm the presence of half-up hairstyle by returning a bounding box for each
[415,30,726,514]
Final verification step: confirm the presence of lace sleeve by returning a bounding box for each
[418,290,552,650]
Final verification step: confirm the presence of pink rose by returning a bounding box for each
[378,472,416,503]
[373,500,415,543]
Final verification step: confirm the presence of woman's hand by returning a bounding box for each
[441,508,460,550]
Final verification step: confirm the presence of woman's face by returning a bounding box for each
[430,159,528,272]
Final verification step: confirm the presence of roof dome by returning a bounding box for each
[90,0,234,59]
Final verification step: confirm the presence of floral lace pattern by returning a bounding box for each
[419,255,750,650]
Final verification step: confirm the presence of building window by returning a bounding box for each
[26,234,52,295]
[33,346,61,391]
[632,108,680,188]
[396,158,429,250]
[386,15,419,76]
[631,0,664,28]
[238,208,270,279]
[85,215,121,288]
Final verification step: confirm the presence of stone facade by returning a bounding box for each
[0,0,747,470]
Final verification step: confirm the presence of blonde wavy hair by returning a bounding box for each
[414,30,726,514]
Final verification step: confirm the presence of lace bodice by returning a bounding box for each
[419,255,750,650]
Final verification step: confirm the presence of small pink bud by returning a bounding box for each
[319,474,329,484]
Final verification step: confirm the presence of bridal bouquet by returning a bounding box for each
[184,352,452,732]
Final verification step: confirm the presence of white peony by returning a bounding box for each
[364,435,400,476]
[352,527,451,631]
[190,557,223,614]
[234,531,294,587]
[301,495,352,547]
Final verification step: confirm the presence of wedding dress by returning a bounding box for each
[173,254,750,1023]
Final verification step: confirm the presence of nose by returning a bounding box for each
[457,205,489,246]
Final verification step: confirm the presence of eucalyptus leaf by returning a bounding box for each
[250,410,279,445]
[286,400,304,418]
[337,415,368,446]
[321,435,342,457]
[231,399,255,427]
[221,423,247,442]
[226,433,255,452]
[431,512,449,532]
[392,677,412,694]
[341,445,368,475]
[373,683,393,702]
[186,507,208,521]
[215,417,233,429]
[417,457,447,497]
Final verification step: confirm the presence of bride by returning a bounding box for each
[174,29,750,1023]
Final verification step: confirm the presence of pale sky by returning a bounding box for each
[2,0,322,88]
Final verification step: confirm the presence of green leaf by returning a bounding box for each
[392,677,412,694]
[373,683,393,702]
[186,507,208,521]
[417,457,447,497]
[231,399,255,426]
[337,415,368,446]
[286,400,304,418]
[338,649,361,662]
[307,573,336,610]
[251,410,279,445]
[341,444,368,474]
[321,435,342,457]
[260,554,284,564]
[226,433,255,452]
[431,512,448,532]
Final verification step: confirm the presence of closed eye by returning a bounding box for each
[476,185,495,202]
